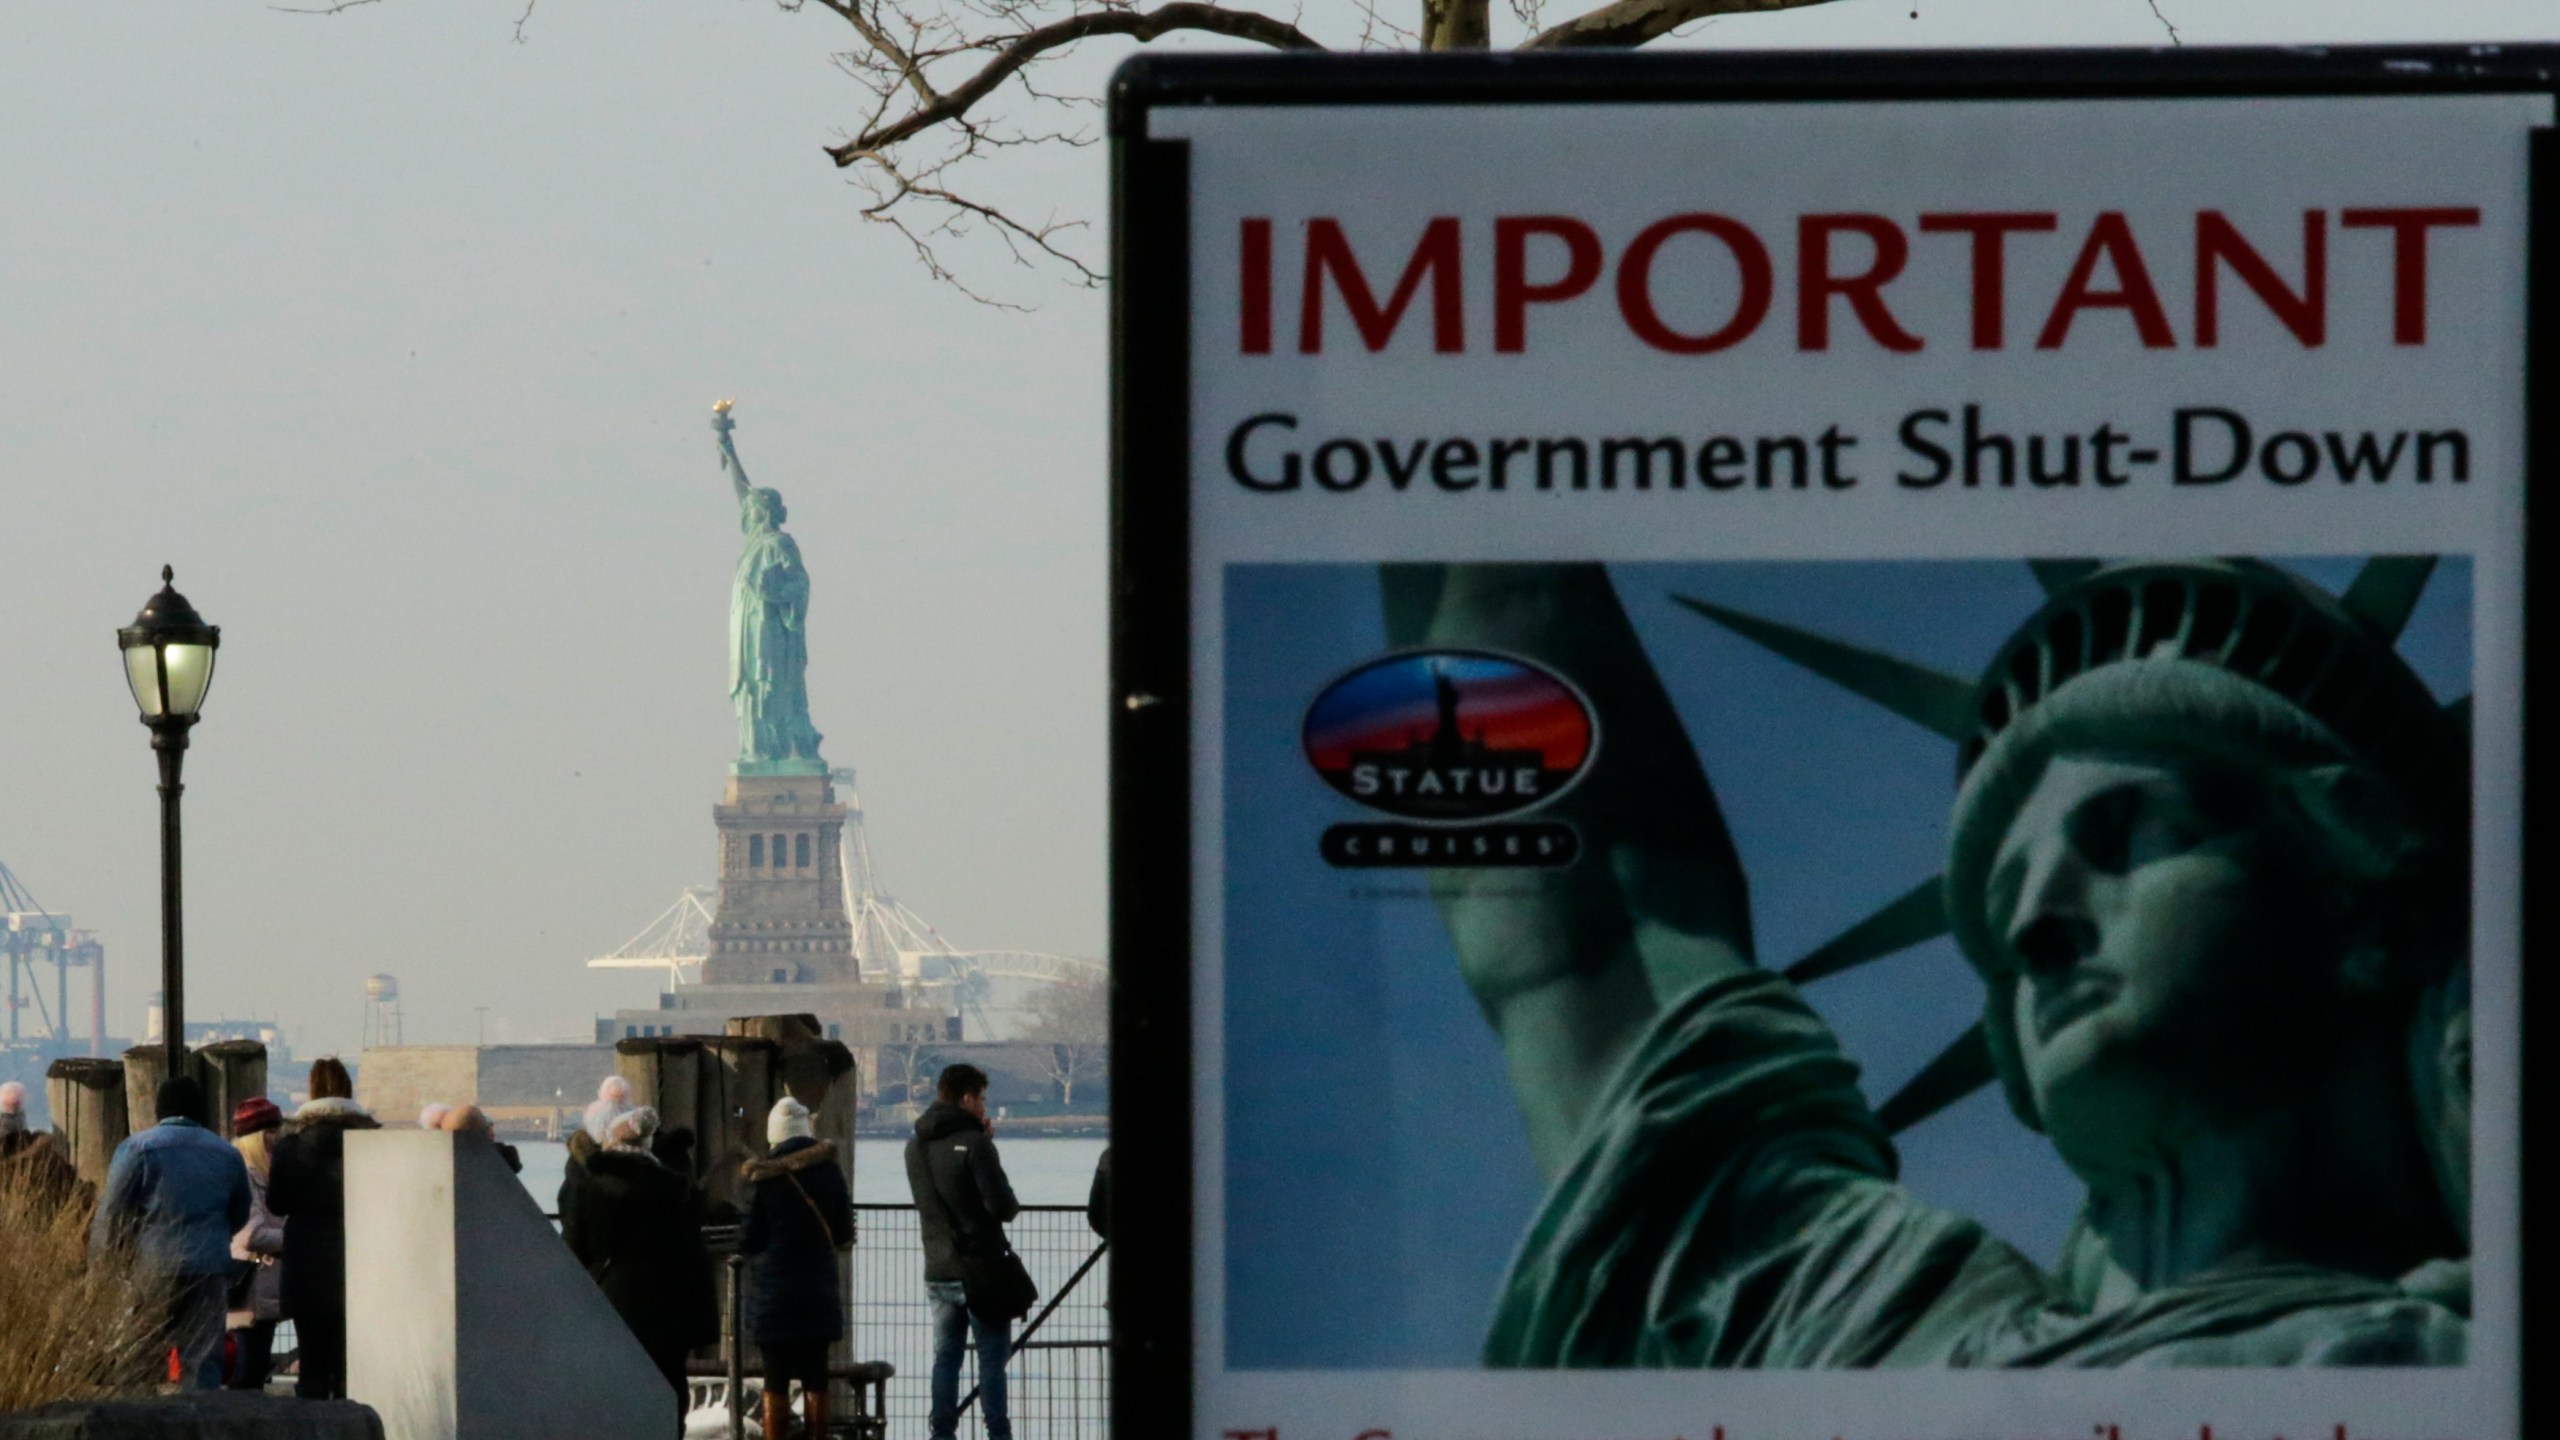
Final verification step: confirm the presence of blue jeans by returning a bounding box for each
[927,1279,1012,1440]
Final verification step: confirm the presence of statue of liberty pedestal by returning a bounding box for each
[713,401,827,775]
[1395,557,2472,1367]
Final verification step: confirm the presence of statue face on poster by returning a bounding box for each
[1986,758,2293,1147]
[1987,752,2365,1167]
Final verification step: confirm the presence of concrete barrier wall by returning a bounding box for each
[354,1048,480,1126]
[346,1130,670,1440]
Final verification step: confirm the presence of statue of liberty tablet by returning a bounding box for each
[1385,559,2471,1367]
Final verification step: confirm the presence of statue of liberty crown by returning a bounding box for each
[1671,556,2467,1135]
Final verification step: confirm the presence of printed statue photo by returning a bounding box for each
[1392,558,2472,1367]
[1217,555,2477,1371]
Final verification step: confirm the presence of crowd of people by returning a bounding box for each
[557,1061,1040,1440]
[46,1055,385,1397]
[12,1054,1087,1439]
[0,1054,398,1398]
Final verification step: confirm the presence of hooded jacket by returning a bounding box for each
[737,1137,853,1346]
[561,1145,719,1364]
[266,1097,382,1323]
[87,1117,251,1278]
[903,1101,1020,1283]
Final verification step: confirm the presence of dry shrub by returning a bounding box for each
[0,1145,160,1410]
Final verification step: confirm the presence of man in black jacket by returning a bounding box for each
[904,1063,1022,1440]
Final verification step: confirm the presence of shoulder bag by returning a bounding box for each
[960,1245,1039,1324]
[925,1154,1038,1321]
[783,1171,852,1253]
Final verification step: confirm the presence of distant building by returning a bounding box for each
[357,1044,618,1137]
[602,990,957,1048]
[865,1041,1109,1132]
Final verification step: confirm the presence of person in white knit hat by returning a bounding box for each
[582,1074,634,1146]
[561,1103,716,1429]
[560,1073,634,1220]
[739,1096,852,1440]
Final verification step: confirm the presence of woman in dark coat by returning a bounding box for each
[560,1106,718,1432]
[739,1097,852,1440]
[265,1057,380,1401]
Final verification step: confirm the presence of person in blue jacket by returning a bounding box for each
[89,1075,251,1391]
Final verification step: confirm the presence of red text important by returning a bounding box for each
[1236,208,2482,356]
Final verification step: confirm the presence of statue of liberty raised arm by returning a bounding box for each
[714,401,827,774]
[1388,559,2473,1368]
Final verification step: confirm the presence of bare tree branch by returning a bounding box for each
[1351,0,1420,52]
[814,0,949,111]
[286,0,1852,299]
[2143,0,2182,46]
[865,152,1105,286]
[824,2,1324,165]
[1524,0,1838,49]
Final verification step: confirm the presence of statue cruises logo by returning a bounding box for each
[1302,650,1594,867]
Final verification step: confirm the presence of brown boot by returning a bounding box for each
[762,1387,792,1440]
[802,1385,830,1439]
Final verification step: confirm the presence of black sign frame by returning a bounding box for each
[1109,45,2559,1440]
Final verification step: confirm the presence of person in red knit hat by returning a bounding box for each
[225,1095,288,1390]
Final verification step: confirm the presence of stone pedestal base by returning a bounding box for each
[706,773,855,985]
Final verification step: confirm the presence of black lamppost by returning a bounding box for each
[118,566,220,1065]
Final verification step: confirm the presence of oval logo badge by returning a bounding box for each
[1302,650,1596,821]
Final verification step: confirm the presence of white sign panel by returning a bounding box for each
[1109,49,2554,1440]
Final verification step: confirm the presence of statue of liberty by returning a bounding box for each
[713,401,826,773]
[1389,558,2472,1367]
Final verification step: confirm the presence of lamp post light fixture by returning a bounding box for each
[118,565,220,1066]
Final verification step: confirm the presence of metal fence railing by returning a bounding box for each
[851,1204,1109,1440]
[252,1201,1110,1436]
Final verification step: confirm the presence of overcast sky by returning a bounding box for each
[0,0,2548,1058]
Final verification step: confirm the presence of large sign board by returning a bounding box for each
[1109,48,2556,1440]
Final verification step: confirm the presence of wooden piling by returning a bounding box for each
[615,1035,785,1220]
[120,1044,204,1130]
[197,1040,269,1138]
[44,1056,128,1190]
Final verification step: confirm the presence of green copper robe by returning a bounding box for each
[729,524,825,768]
[1484,971,2466,1368]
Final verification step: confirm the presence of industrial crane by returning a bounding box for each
[0,859,104,1058]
